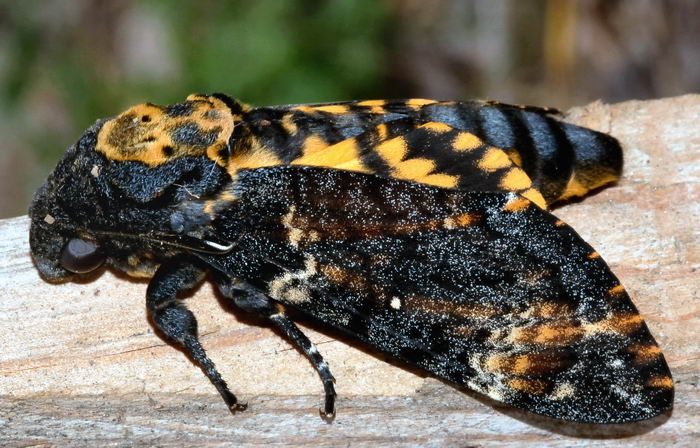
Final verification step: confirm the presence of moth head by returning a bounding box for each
[29,94,239,282]
[29,120,110,282]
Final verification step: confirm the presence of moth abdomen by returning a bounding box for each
[419,101,623,205]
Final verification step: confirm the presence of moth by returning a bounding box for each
[29,93,673,423]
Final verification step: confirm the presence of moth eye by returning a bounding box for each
[60,238,104,274]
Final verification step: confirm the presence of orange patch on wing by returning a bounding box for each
[301,135,329,157]
[376,123,389,141]
[293,105,316,114]
[500,167,532,190]
[453,132,483,151]
[628,343,662,364]
[486,352,572,376]
[219,191,237,202]
[375,135,408,166]
[292,137,365,170]
[478,148,512,172]
[520,188,547,209]
[356,99,386,114]
[509,321,584,345]
[421,122,453,133]
[608,284,625,296]
[418,173,459,188]
[587,251,601,259]
[505,149,523,167]
[356,99,386,107]
[507,378,550,395]
[584,312,643,335]
[313,105,350,114]
[280,114,298,135]
[405,297,500,319]
[443,212,482,230]
[646,375,673,388]
[528,302,572,319]
[406,98,438,108]
[228,145,282,175]
[393,158,436,179]
[502,196,531,212]
[319,264,369,292]
[454,212,481,227]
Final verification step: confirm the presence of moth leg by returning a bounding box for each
[147,260,246,413]
[222,281,337,421]
[269,307,337,421]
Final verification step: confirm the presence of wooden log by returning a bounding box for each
[1,95,698,447]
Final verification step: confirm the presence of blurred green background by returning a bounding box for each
[1,0,698,218]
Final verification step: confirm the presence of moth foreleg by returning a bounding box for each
[221,281,337,421]
[147,259,246,413]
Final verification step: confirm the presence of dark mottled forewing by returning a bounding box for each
[213,166,672,423]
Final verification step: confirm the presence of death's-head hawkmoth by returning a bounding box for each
[29,94,673,423]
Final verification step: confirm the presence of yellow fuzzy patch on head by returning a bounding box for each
[96,95,236,167]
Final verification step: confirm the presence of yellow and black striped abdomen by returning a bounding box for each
[414,101,623,205]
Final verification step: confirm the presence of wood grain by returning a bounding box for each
[1,95,698,447]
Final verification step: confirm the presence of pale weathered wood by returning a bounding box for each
[0,95,698,447]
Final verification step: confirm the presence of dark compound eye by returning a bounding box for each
[60,238,105,274]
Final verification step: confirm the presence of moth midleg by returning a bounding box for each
[220,281,337,420]
[146,259,246,413]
